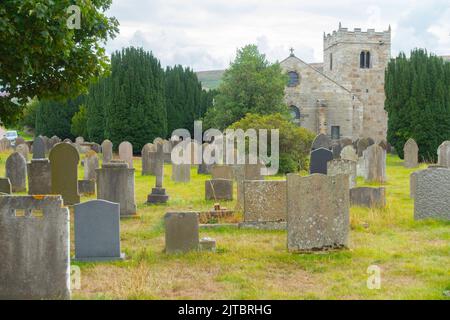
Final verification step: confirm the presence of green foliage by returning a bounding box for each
[86,78,108,143]
[203,45,288,130]
[228,113,315,174]
[35,95,84,139]
[165,65,215,135]
[103,47,167,152]
[0,0,119,123]
[71,105,88,138]
[385,49,450,162]
[19,99,39,130]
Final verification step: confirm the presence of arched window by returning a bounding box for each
[289,105,301,123]
[287,71,299,87]
[360,51,371,69]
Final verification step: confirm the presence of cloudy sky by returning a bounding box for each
[104,0,450,71]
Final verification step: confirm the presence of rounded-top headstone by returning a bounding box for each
[118,141,133,169]
[16,143,30,161]
[5,152,27,192]
[311,134,332,151]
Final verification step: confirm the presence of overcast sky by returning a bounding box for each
[104,0,450,71]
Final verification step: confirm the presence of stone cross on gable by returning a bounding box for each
[290,47,295,57]
[155,143,164,188]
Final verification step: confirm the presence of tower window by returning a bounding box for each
[360,51,371,69]
[331,126,341,140]
[287,71,299,87]
[330,53,333,71]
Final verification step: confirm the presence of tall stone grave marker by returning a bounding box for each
[49,143,80,205]
[84,150,99,181]
[119,141,133,169]
[141,143,154,175]
[403,138,419,168]
[5,152,27,192]
[310,148,333,175]
[437,141,450,168]
[101,139,113,164]
[16,143,29,161]
[28,159,51,195]
[32,136,46,159]
[172,163,191,183]
[287,174,350,252]
[363,144,386,183]
[147,144,169,204]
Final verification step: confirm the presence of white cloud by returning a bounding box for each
[104,0,450,70]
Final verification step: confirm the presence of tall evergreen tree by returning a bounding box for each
[86,78,108,143]
[385,49,450,162]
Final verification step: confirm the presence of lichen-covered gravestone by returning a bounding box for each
[84,150,99,181]
[309,148,333,175]
[363,144,386,183]
[205,179,233,201]
[101,139,113,164]
[96,160,136,217]
[287,174,350,252]
[5,152,27,192]
[74,200,124,261]
[340,145,358,162]
[119,141,133,169]
[350,187,386,208]
[414,166,450,221]
[32,136,46,159]
[27,159,51,195]
[49,143,80,205]
[243,180,287,223]
[327,159,357,189]
[0,195,70,299]
[403,138,419,168]
[211,165,234,180]
[164,212,199,254]
[141,143,154,175]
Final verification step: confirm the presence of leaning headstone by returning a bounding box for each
[403,138,419,168]
[287,174,349,252]
[205,179,233,201]
[0,178,12,194]
[414,166,450,220]
[141,143,154,175]
[327,159,357,189]
[27,159,51,195]
[363,144,386,183]
[84,150,99,181]
[311,133,332,151]
[74,200,124,261]
[0,195,70,300]
[49,143,80,205]
[357,138,370,157]
[16,143,29,161]
[147,144,169,204]
[350,187,386,208]
[340,145,358,162]
[172,163,191,183]
[5,152,27,192]
[164,212,199,254]
[243,180,287,223]
[101,139,113,164]
[32,136,46,159]
[310,148,333,175]
[437,141,450,168]
[96,160,136,217]
[119,141,133,169]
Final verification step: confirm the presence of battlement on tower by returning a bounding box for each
[324,24,391,50]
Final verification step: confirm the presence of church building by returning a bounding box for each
[281,24,391,142]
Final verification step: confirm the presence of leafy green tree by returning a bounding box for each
[71,105,88,138]
[104,47,167,152]
[0,0,119,124]
[385,49,450,162]
[35,95,85,139]
[229,113,315,174]
[19,99,39,131]
[203,45,288,129]
[86,78,108,143]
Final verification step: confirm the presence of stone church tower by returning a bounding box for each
[323,24,391,141]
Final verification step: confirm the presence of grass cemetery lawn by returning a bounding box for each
[0,150,448,300]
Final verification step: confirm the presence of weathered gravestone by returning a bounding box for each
[357,138,370,157]
[211,165,234,180]
[91,143,101,153]
[363,144,386,183]
[243,180,287,223]
[0,196,70,299]
[27,159,51,195]
[15,137,25,147]
[48,136,61,150]
[147,144,169,204]
[74,200,124,261]
[16,143,29,161]
[327,159,357,189]
[310,148,333,175]
[119,141,133,169]
[340,145,358,162]
[49,143,80,205]
[78,180,96,195]
[0,178,12,194]
[197,143,213,174]
[287,174,350,252]
[101,139,113,164]
[437,141,450,168]
[75,137,84,145]
[205,179,233,201]
[0,137,11,151]
[5,152,27,192]
[141,143,154,175]
[172,163,191,183]
[164,212,199,254]
[350,187,386,208]
[311,133,332,151]
[331,142,342,160]
[234,163,265,211]
[414,166,450,221]
[403,138,419,168]
[32,136,46,159]
[96,161,136,217]
[84,150,99,181]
